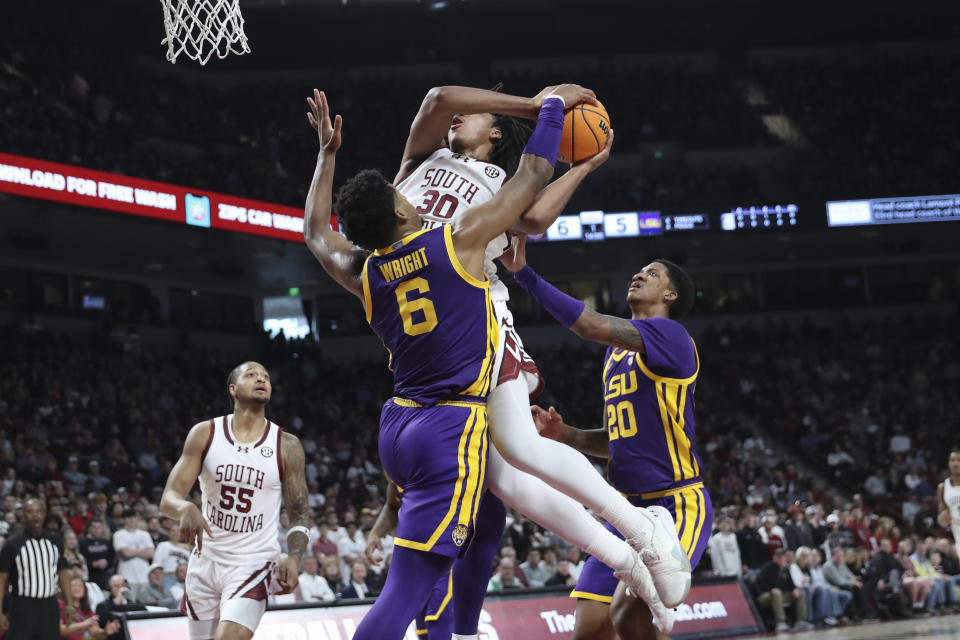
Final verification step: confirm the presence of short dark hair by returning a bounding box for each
[653,258,694,320]
[226,361,256,389]
[121,509,136,519]
[334,169,398,251]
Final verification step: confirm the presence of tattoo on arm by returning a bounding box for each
[575,308,647,353]
[281,433,310,561]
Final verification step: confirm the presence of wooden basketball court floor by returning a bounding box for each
[729,615,960,640]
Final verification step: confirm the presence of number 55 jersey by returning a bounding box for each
[362,225,499,406]
[196,416,283,566]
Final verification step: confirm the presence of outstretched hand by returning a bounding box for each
[498,233,528,273]
[306,89,343,154]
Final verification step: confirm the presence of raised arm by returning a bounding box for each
[161,422,213,551]
[395,85,597,184]
[277,432,308,594]
[304,89,369,299]
[531,405,609,458]
[514,130,614,235]
[499,235,647,352]
[452,86,592,278]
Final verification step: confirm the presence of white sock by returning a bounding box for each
[486,445,634,573]
[452,635,478,640]
[487,378,653,541]
[600,496,654,542]
[585,526,636,574]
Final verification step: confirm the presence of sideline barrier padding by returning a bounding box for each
[124,576,762,640]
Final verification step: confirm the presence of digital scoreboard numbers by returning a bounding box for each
[603,212,639,238]
[720,204,798,231]
[544,214,582,241]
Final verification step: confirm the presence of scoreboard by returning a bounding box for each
[533,205,798,243]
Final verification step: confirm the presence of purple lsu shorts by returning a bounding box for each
[572,482,713,603]
[378,397,489,559]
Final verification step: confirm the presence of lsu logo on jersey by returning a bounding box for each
[185,193,211,228]
[605,371,638,400]
[452,524,468,547]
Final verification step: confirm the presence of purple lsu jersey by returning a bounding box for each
[361,225,499,405]
[603,317,702,494]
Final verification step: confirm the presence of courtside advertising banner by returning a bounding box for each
[125,580,762,640]
[0,152,321,242]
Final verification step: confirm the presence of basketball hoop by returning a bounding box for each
[160,0,251,65]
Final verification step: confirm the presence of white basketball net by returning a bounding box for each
[160,0,251,65]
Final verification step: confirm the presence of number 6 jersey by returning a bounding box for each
[361,225,499,406]
[196,416,283,566]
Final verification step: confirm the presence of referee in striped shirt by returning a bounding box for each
[0,498,74,640]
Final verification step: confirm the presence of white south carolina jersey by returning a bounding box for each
[196,415,283,567]
[397,147,511,301]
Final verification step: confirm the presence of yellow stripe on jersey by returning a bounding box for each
[602,348,631,384]
[469,419,489,530]
[674,486,705,557]
[654,382,683,482]
[461,289,498,398]
[361,254,374,324]
[636,481,704,500]
[634,338,700,385]
[653,379,697,482]
[442,225,488,289]
[457,408,487,529]
[394,407,479,552]
[569,590,614,604]
[424,570,454,622]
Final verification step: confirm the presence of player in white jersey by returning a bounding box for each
[937,449,960,556]
[161,361,310,640]
[382,84,686,635]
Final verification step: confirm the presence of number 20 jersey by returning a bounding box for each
[196,415,283,566]
[603,317,703,495]
[396,147,510,302]
[361,225,499,406]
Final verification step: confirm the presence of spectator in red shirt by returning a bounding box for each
[69,497,92,536]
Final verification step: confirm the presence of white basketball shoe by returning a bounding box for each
[617,559,675,633]
[626,505,691,607]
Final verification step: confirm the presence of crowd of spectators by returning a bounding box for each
[0,307,957,631]
[2,22,958,215]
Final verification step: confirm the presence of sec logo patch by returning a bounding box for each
[452,524,468,546]
[260,447,274,458]
[485,166,500,179]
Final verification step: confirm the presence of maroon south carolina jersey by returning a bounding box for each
[361,225,498,405]
[603,317,702,494]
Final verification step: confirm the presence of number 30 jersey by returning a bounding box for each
[396,148,510,302]
[361,225,499,406]
[196,415,283,566]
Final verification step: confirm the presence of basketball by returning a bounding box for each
[558,101,611,164]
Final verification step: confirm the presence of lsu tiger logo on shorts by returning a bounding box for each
[452,524,468,547]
